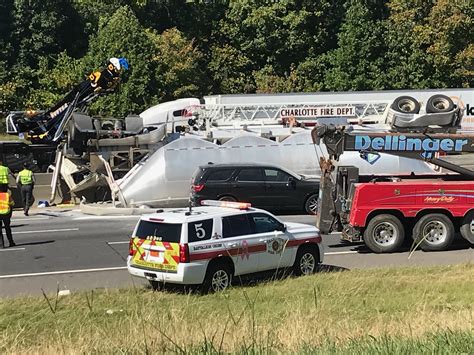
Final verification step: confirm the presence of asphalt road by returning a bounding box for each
[0,208,472,297]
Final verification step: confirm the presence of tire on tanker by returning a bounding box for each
[390,96,420,114]
[426,94,454,113]
[412,213,455,251]
[460,210,474,244]
[363,214,405,253]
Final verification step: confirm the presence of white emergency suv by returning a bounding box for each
[127,200,323,292]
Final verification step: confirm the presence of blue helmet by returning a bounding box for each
[119,57,129,70]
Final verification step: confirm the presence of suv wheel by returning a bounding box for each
[218,195,236,202]
[293,245,319,276]
[304,194,319,215]
[202,262,232,293]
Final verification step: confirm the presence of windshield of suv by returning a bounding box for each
[134,220,182,243]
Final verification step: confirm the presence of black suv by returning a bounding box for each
[191,163,320,214]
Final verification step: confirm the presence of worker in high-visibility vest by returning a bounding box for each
[0,190,15,248]
[16,163,35,216]
[0,160,13,193]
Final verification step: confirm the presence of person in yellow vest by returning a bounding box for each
[0,190,15,248]
[0,160,13,193]
[16,163,35,216]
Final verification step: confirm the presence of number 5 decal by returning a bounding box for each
[194,223,206,239]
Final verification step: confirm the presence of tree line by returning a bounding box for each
[0,0,472,118]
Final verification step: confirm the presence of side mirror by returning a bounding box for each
[276,223,287,232]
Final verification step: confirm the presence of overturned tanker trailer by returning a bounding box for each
[76,88,474,206]
[109,128,438,208]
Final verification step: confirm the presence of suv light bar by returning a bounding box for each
[201,200,251,210]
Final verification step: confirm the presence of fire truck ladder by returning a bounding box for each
[196,100,392,126]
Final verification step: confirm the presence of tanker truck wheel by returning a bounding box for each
[391,96,420,114]
[426,94,454,113]
[412,214,454,251]
[460,210,474,244]
[364,214,405,253]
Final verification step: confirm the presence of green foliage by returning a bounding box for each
[422,0,474,87]
[0,0,472,117]
[12,0,73,68]
[384,0,434,89]
[209,44,256,94]
[147,28,207,102]
[325,0,388,91]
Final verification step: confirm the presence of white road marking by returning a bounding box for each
[0,266,128,279]
[13,228,79,235]
[107,241,129,245]
[0,247,25,252]
[73,216,141,220]
[12,217,50,221]
[324,251,358,256]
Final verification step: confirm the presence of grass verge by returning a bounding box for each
[0,263,473,353]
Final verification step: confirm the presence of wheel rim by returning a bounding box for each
[432,97,450,111]
[422,221,447,245]
[211,270,229,291]
[300,252,315,275]
[398,99,416,113]
[372,222,398,246]
[307,197,318,214]
[470,219,474,234]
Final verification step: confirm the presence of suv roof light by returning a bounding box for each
[201,200,251,210]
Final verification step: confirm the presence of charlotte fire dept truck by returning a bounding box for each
[127,200,323,292]
[313,94,474,253]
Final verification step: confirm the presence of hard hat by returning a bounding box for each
[109,57,121,71]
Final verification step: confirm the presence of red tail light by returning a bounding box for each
[192,184,204,192]
[128,239,136,256]
[179,243,190,263]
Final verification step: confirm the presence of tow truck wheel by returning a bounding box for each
[293,245,319,276]
[460,210,474,244]
[202,262,232,294]
[364,214,405,253]
[412,214,455,251]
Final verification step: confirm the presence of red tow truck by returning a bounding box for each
[312,94,474,253]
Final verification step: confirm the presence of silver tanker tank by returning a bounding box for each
[113,130,437,208]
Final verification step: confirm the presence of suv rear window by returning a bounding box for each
[188,219,213,242]
[236,168,263,182]
[135,220,182,243]
[191,168,206,184]
[206,169,234,182]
